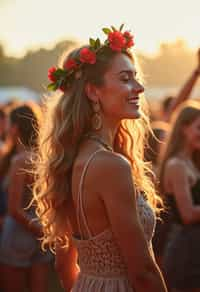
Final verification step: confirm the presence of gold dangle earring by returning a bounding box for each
[91,101,102,131]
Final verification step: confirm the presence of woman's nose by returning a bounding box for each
[132,80,144,94]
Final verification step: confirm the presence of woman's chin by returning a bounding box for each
[126,109,141,119]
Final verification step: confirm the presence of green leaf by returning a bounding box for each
[95,38,101,49]
[89,47,96,52]
[54,68,65,77]
[57,77,66,87]
[119,24,124,31]
[47,83,57,91]
[111,25,117,31]
[89,38,96,47]
[102,27,111,35]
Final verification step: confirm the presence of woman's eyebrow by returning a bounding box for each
[117,70,137,76]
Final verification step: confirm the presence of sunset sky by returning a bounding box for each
[0,0,199,57]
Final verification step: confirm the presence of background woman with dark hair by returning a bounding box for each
[0,103,53,292]
[159,101,200,291]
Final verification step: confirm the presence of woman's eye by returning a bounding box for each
[121,75,130,82]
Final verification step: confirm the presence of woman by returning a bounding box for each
[0,103,53,292]
[33,25,167,291]
[159,101,200,292]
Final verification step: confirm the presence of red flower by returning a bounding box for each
[64,59,78,70]
[108,31,126,52]
[80,48,96,64]
[48,67,57,82]
[123,31,134,48]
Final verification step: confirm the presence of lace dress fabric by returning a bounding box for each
[71,150,156,291]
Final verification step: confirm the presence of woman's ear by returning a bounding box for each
[85,82,100,102]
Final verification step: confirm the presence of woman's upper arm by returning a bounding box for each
[55,238,78,272]
[166,159,200,223]
[8,156,26,215]
[98,153,155,278]
[55,237,79,291]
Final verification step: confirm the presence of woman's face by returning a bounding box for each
[183,116,200,150]
[6,118,19,142]
[97,53,144,123]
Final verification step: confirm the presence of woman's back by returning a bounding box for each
[70,146,114,239]
[68,147,156,291]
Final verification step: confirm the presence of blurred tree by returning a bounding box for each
[0,44,5,59]
[137,40,196,87]
[0,39,198,91]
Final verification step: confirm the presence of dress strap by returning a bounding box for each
[76,149,104,239]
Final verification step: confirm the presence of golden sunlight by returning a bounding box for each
[0,0,199,57]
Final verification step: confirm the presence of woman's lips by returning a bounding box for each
[127,96,139,104]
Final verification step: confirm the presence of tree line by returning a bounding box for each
[0,38,198,92]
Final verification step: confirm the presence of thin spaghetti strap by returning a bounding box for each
[76,149,104,239]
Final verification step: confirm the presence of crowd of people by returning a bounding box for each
[0,25,199,292]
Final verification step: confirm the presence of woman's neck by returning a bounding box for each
[98,115,121,146]
[178,145,194,160]
[90,125,118,150]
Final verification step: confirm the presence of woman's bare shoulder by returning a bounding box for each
[165,157,188,183]
[91,150,131,175]
[88,150,134,200]
[165,156,186,171]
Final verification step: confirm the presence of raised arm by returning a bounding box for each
[166,48,200,121]
[98,152,167,292]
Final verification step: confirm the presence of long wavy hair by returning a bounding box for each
[33,46,161,250]
[159,100,200,193]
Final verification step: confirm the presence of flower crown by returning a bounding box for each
[47,24,134,92]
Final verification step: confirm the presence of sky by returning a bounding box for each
[0,0,199,57]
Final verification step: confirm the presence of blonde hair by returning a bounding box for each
[33,46,161,250]
[159,100,200,192]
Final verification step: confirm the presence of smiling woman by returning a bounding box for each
[32,25,167,292]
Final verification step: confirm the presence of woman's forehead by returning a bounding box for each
[107,53,136,75]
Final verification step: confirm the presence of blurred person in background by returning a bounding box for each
[0,108,7,146]
[159,101,200,292]
[0,107,8,227]
[0,105,18,229]
[150,49,200,269]
[0,103,53,292]
[161,48,200,123]
[145,120,169,176]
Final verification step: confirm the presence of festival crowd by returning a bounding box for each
[0,25,199,292]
